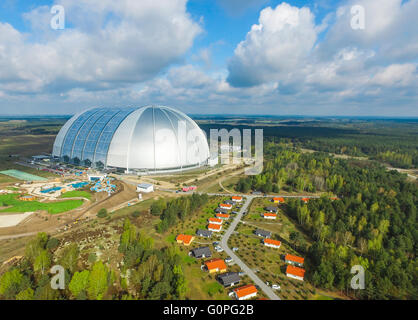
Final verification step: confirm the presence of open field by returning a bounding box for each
[0,212,33,228]
[60,190,92,200]
[0,169,48,181]
[0,193,84,214]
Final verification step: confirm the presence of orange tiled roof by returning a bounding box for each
[205,258,227,271]
[273,197,285,202]
[301,198,310,202]
[263,213,277,217]
[234,284,258,299]
[232,196,243,201]
[220,203,233,208]
[216,213,230,219]
[285,254,304,264]
[176,234,193,245]
[208,223,222,230]
[286,265,305,278]
[264,238,281,247]
[209,217,223,223]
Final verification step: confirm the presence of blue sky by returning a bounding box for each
[0,0,417,116]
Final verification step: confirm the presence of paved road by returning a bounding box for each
[220,195,281,301]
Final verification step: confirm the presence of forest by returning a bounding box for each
[0,219,188,300]
[200,118,418,169]
[237,142,417,299]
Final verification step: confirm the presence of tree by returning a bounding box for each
[46,237,60,250]
[34,250,51,276]
[87,261,109,300]
[0,269,24,298]
[16,288,34,300]
[150,199,166,216]
[69,270,90,298]
[173,265,187,299]
[59,243,80,274]
[97,208,108,218]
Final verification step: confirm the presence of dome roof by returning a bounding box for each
[53,106,209,172]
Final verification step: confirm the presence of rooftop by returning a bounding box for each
[234,284,258,298]
[285,254,304,264]
[286,265,305,278]
[208,223,222,230]
[176,234,194,245]
[205,258,227,271]
[264,238,281,246]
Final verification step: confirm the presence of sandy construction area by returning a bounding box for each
[0,212,33,228]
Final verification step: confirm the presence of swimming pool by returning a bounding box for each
[68,182,89,189]
[41,187,62,193]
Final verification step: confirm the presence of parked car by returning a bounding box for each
[272,284,281,290]
[213,241,220,246]
[225,257,233,263]
[214,246,224,253]
[238,272,246,276]
[232,247,239,252]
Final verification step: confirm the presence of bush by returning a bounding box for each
[132,211,141,218]
[46,238,60,250]
[97,209,108,218]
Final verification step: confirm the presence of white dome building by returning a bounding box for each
[52,106,210,173]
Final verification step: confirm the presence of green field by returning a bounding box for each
[60,190,92,200]
[0,194,83,214]
[0,169,48,181]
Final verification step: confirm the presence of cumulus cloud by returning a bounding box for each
[227,3,318,87]
[372,64,417,87]
[0,0,201,95]
[225,0,418,115]
[0,0,417,116]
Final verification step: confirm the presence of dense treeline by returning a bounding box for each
[201,120,418,169]
[301,136,418,169]
[236,142,343,194]
[156,194,209,233]
[0,219,188,300]
[240,143,417,299]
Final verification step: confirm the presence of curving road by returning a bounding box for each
[219,195,281,301]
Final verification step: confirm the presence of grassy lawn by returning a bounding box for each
[0,193,84,214]
[60,190,92,200]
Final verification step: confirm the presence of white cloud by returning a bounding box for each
[372,64,417,87]
[223,0,418,115]
[0,0,201,95]
[227,3,318,87]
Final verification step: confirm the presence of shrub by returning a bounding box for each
[46,238,60,250]
[97,209,108,218]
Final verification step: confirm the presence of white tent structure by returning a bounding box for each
[53,106,210,174]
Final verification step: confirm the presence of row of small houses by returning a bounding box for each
[207,196,243,232]
[176,197,243,245]
[188,246,258,300]
[255,228,306,281]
